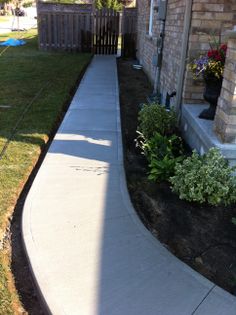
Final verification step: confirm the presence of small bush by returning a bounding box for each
[137,132,184,182]
[23,1,34,8]
[95,0,122,10]
[170,148,236,206]
[138,103,177,139]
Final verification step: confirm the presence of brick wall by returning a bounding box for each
[183,0,236,104]
[214,34,236,144]
[137,0,236,105]
[136,0,159,83]
[160,0,186,103]
[137,0,186,103]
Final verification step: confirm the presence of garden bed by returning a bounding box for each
[117,58,236,295]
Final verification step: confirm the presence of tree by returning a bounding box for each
[95,0,123,11]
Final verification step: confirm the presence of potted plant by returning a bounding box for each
[189,42,227,120]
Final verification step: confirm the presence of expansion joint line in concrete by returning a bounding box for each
[191,284,216,314]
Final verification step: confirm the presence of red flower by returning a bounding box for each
[208,49,218,58]
[207,50,215,58]
[215,54,223,62]
[207,48,224,62]
[220,44,227,52]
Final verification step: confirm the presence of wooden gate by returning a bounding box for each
[93,9,120,55]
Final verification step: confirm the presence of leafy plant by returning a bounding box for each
[136,132,184,182]
[137,131,183,161]
[138,103,177,140]
[170,148,236,206]
[148,155,183,182]
[95,0,122,10]
[23,1,33,7]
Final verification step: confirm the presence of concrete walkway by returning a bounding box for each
[22,56,236,315]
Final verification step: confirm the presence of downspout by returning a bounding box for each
[153,1,167,96]
[175,0,193,123]
[153,19,165,94]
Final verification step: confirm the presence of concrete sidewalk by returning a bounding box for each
[22,55,236,315]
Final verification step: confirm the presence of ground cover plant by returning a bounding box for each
[170,148,236,206]
[118,58,236,295]
[0,29,91,314]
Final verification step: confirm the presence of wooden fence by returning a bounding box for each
[121,8,137,58]
[37,2,92,51]
[37,2,137,56]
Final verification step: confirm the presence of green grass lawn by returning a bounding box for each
[0,29,91,314]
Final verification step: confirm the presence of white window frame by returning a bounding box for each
[148,0,154,36]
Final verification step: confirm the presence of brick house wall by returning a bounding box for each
[159,0,186,103]
[136,0,159,83]
[137,0,186,103]
[136,0,236,106]
[183,0,236,104]
[214,33,236,143]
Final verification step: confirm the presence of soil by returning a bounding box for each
[117,58,236,295]
[11,160,46,315]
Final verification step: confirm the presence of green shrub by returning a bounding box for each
[23,1,34,8]
[95,0,122,10]
[137,132,184,182]
[170,148,236,206]
[138,103,177,139]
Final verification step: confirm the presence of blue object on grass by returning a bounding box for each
[0,38,26,46]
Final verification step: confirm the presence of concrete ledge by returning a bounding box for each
[181,104,236,166]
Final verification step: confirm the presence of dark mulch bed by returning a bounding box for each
[117,58,236,295]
